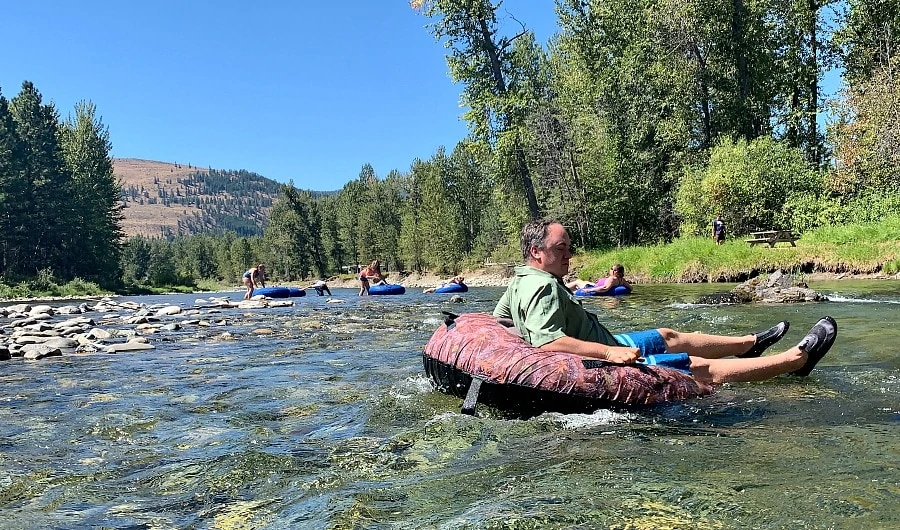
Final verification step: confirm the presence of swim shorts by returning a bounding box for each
[614,329,692,374]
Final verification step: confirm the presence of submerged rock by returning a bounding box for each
[733,270,827,303]
[699,270,827,304]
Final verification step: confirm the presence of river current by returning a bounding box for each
[1,281,898,529]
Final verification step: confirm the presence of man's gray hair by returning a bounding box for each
[520,218,558,262]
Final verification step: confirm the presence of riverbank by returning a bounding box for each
[3,268,898,304]
[3,217,898,303]
[320,266,900,292]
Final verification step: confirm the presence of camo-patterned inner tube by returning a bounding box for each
[423,313,714,411]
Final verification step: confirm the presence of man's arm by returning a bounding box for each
[539,335,641,363]
[492,291,511,319]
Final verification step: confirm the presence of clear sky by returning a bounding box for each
[1,0,559,191]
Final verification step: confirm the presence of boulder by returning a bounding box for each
[104,342,155,353]
[730,270,827,303]
[156,305,183,316]
[22,344,63,360]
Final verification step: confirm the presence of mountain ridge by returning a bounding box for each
[114,158,283,238]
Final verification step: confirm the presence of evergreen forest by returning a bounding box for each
[2,0,899,292]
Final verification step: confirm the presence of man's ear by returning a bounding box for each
[528,245,541,261]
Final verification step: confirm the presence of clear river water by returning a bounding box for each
[1,281,898,529]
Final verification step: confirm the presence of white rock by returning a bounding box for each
[104,342,155,353]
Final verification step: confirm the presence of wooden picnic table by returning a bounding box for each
[745,230,799,247]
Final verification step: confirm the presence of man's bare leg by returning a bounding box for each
[659,328,755,358]
[689,348,807,384]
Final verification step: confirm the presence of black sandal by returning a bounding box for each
[739,321,790,358]
[791,316,837,376]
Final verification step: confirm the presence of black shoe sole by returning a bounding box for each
[791,316,837,377]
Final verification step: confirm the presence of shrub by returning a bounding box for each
[675,137,821,236]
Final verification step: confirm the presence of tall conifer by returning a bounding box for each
[9,81,74,276]
[60,101,124,285]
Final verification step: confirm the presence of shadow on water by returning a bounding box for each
[1,284,898,528]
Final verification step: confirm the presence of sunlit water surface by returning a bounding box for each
[1,281,898,529]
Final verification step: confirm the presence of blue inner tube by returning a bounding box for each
[574,285,631,297]
[434,283,468,294]
[287,287,307,297]
[369,284,406,295]
[254,286,291,298]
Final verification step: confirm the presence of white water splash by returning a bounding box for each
[538,408,635,429]
[390,375,435,400]
[826,295,900,304]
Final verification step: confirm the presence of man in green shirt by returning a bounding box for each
[493,219,836,384]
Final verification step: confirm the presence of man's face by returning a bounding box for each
[530,223,571,278]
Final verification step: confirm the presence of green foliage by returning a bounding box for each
[416,150,466,273]
[266,187,312,280]
[7,81,75,277]
[59,100,124,286]
[800,214,900,246]
[418,0,541,217]
[834,0,900,87]
[0,268,106,299]
[785,191,900,232]
[675,137,820,236]
[576,215,900,282]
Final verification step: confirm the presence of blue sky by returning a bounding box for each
[1,0,559,191]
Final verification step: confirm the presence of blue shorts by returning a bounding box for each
[614,329,692,374]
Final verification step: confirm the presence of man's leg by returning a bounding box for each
[683,317,835,383]
[689,348,805,383]
[658,328,755,358]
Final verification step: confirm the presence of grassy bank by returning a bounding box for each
[573,216,900,283]
[0,274,109,301]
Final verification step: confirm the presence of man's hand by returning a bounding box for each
[540,336,644,364]
[601,346,643,364]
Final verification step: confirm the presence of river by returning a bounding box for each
[1,281,898,529]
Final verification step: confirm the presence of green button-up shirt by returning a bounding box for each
[492,265,617,347]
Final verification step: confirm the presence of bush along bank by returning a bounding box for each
[572,216,900,284]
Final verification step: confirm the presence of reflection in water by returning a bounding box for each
[0,283,898,528]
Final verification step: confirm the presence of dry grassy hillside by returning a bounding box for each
[114,158,209,237]
[113,158,278,238]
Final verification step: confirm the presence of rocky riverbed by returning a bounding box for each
[0,296,300,362]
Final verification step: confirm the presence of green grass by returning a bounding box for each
[572,216,900,282]
[0,274,109,300]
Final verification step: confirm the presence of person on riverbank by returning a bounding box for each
[493,219,837,384]
[305,279,332,296]
[713,214,726,245]
[242,264,266,300]
[423,275,465,294]
[566,264,632,294]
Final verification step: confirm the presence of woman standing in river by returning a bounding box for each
[242,264,266,299]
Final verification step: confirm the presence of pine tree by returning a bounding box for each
[9,81,75,277]
[0,87,26,275]
[59,100,124,286]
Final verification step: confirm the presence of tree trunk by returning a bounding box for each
[732,0,752,139]
[478,17,540,219]
[690,42,712,148]
[514,133,540,219]
[806,0,819,164]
